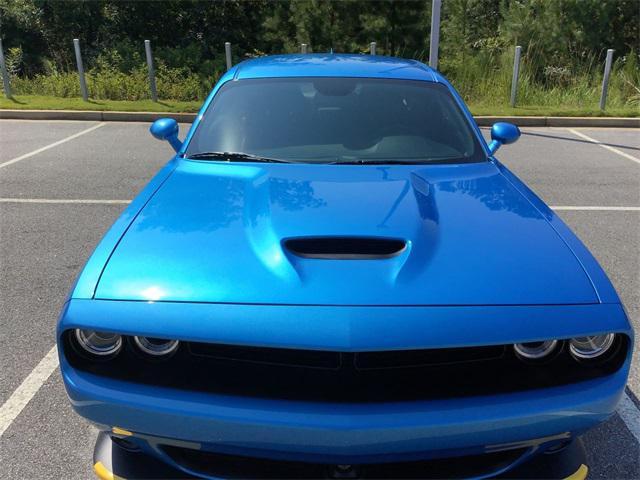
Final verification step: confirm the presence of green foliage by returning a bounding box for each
[5,45,23,77]
[499,0,639,64]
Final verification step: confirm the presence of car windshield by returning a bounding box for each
[186,77,485,164]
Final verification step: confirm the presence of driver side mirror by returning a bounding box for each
[488,122,520,155]
[150,118,182,153]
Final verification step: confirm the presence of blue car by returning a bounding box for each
[57,55,632,480]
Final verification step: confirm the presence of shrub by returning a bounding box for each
[8,63,219,101]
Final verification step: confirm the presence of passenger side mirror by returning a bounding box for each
[150,118,182,153]
[488,122,520,155]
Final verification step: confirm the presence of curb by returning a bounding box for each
[0,109,197,123]
[0,109,638,127]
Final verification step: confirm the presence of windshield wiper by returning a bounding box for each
[326,159,416,165]
[187,151,292,163]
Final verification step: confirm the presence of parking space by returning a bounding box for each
[0,121,103,164]
[0,120,639,478]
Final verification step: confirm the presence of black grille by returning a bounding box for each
[162,444,527,479]
[188,342,504,370]
[355,345,505,369]
[189,342,341,369]
[63,334,628,403]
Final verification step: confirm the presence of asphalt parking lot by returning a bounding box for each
[0,119,638,479]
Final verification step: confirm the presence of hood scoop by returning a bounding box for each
[284,237,407,260]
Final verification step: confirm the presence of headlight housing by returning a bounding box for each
[513,340,559,360]
[133,336,180,357]
[569,334,616,360]
[74,329,122,358]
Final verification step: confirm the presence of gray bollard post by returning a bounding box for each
[225,42,232,70]
[599,49,614,111]
[73,38,88,101]
[510,45,522,107]
[301,43,308,54]
[144,40,158,102]
[429,0,441,69]
[0,38,12,99]
[370,42,377,55]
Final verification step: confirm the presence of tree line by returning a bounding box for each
[2,0,637,75]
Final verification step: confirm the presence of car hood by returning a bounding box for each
[95,160,597,305]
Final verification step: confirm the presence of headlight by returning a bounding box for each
[74,329,122,357]
[569,334,616,360]
[133,336,180,357]
[514,340,558,360]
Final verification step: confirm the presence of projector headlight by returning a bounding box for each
[514,340,559,360]
[74,329,122,358]
[133,336,180,357]
[569,334,616,360]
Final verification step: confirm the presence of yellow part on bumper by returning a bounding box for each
[93,461,124,480]
[111,426,133,436]
[565,464,589,480]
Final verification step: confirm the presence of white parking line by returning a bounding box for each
[0,346,58,438]
[0,198,130,204]
[568,129,640,165]
[551,206,640,211]
[0,122,106,170]
[618,392,640,444]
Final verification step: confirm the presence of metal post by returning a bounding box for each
[370,42,376,55]
[429,0,441,69]
[73,38,88,101]
[225,42,232,70]
[0,38,12,99]
[510,45,522,107]
[301,43,308,54]
[144,40,158,102]
[600,49,614,111]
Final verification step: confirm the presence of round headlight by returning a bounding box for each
[569,334,615,360]
[133,336,179,357]
[514,340,558,360]
[74,329,122,357]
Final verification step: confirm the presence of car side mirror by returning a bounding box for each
[488,122,521,155]
[150,118,182,153]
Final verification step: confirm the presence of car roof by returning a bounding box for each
[233,54,438,82]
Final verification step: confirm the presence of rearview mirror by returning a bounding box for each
[150,118,182,153]
[488,122,520,155]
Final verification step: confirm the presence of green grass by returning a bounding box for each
[1,94,638,117]
[0,95,201,113]
[468,104,639,117]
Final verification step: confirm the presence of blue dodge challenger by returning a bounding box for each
[57,55,632,479]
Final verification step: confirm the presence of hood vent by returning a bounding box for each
[284,237,406,260]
